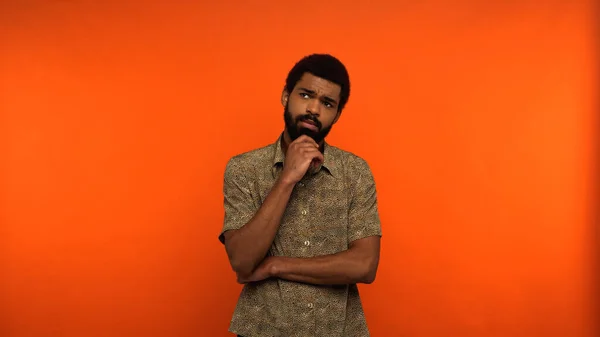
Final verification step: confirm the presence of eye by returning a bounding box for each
[300,93,310,99]
[322,101,334,108]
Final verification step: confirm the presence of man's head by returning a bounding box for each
[281,54,350,144]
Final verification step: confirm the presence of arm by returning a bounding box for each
[223,176,295,278]
[272,236,380,285]
[220,135,324,278]
[239,157,383,285]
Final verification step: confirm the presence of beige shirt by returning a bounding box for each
[219,134,382,337]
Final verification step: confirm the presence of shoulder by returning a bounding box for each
[224,143,274,179]
[327,144,373,173]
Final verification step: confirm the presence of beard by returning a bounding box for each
[284,104,333,144]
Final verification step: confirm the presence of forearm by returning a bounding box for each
[271,248,377,285]
[226,177,295,276]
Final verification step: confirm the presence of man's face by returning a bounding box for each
[283,73,342,144]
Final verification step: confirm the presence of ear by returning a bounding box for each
[281,87,289,107]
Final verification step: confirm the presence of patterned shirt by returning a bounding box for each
[219,133,382,337]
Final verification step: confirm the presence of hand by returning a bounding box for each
[237,256,278,284]
[281,135,324,184]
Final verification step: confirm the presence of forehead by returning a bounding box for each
[294,73,341,98]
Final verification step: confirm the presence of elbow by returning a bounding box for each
[226,251,254,279]
[229,256,254,278]
[360,258,379,284]
[224,233,254,277]
[361,270,377,284]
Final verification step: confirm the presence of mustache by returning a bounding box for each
[297,114,322,129]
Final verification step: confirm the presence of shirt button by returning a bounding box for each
[298,182,304,187]
[304,240,310,246]
[307,303,314,309]
[301,210,307,215]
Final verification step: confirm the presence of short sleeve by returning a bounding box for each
[218,158,257,244]
[347,158,382,243]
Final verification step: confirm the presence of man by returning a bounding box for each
[218,53,382,337]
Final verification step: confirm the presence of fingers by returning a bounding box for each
[311,152,324,164]
[289,139,320,156]
[298,146,322,157]
[292,135,319,148]
[286,135,324,173]
[293,143,319,153]
[292,139,323,160]
[303,150,324,168]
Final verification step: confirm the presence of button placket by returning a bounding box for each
[297,182,311,255]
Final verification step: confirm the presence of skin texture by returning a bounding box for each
[224,72,381,285]
[282,72,341,146]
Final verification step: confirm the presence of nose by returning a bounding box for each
[306,98,321,116]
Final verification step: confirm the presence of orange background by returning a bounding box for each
[1,1,597,336]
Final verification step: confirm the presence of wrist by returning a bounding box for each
[268,256,284,277]
[276,175,297,189]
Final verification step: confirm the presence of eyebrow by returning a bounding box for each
[298,87,338,105]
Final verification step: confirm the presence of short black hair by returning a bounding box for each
[285,53,351,112]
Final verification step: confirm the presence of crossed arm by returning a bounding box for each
[221,158,381,286]
[236,236,380,285]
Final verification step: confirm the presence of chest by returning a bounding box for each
[256,170,350,257]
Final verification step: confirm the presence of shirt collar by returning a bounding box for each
[271,133,339,179]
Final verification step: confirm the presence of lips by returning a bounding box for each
[303,119,317,127]
[299,120,319,132]
[298,116,320,131]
